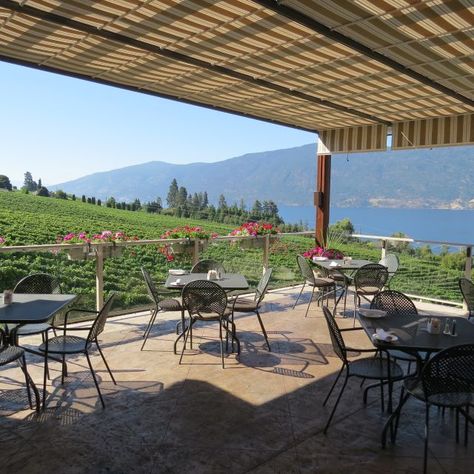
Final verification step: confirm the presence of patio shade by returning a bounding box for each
[0,0,473,150]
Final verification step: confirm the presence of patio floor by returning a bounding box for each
[0,287,471,473]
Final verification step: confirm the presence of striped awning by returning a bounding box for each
[0,0,473,146]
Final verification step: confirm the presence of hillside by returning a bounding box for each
[0,191,230,246]
[51,144,474,209]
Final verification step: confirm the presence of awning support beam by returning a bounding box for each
[256,0,474,108]
[315,154,331,246]
[0,0,390,126]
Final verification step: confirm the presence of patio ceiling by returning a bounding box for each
[0,0,473,138]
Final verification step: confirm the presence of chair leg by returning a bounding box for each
[179,318,193,365]
[218,320,225,369]
[423,404,430,474]
[95,339,116,384]
[293,283,305,309]
[42,337,49,410]
[323,366,344,406]
[324,371,349,434]
[141,309,159,351]
[85,351,105,409]
[143,308,156,337]
[255,310,271,351]
[305,287,315,318]
[19,355,40,411]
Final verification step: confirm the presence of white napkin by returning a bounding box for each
[373,328,396,342]
[329,261,338,267]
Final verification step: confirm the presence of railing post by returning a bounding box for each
[381,239,387,260]
[263,234,270,274]
[193,238,200,266]
[463,246,472,312]
[95,247,104,311]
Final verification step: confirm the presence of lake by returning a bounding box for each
[278,205,474,246]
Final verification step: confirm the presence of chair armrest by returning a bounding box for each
[346,346,378,353]
[60,308,99,329]
[340,327,364,332]
[63,327,91,332]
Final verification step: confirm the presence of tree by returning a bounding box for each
[218,194,227,211]
[251,200,262,217]
[0,175,12,191]
[202,191,209,209]
[106,197,116,208]
[177,186,188,206]
[133,198,141,211]
[38,178,42,189]
[37,186,50,197]
[91,197,96,205]
[97,199,102,206]
[81,195,86,203]
[166,178,179,207]
[55,189,67,199]
[23,171,37,192]
[72,194,76,201]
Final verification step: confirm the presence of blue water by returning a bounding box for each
[279,206,474,245]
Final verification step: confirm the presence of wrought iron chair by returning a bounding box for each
[352,263,388,321]
[293,255,336,317]
[191,259,226,274]
[12,273,61,339]
[322,306,404,433]
[180,280,237,368]
[38,293,117,409]
[371,291,420,369]
[228,268,273,351]
[141,267,183,351]
[379,253,400,288]
[459,278,474,320]
[392,344,474,474]
[0,328,40,412]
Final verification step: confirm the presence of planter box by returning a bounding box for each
[171,240,208,256]
[236,235,278,250]
[65,247,91,261]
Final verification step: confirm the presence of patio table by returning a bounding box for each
[165,273,249,291]
[165,273,249,354]
[0,293,78,407]
[357,311,474,446]
[315,259,373,313]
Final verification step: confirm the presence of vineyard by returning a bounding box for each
[0,191,466,316]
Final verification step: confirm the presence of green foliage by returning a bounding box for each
[0,175,12,191]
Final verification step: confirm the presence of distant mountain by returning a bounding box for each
[52,144,474,209]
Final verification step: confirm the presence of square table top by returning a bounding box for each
[0,294,77,324]
[358,312,474,354]
[165,273,249,291]
[316,259,373,271]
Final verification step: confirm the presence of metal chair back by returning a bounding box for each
[182,280,227,319]
[87,293,116,343]
[421,343,474,406]
[13,273,61,294]
[459,278,474,318]
[141,267,160,304]
[353,264,388,293]
[191,259,226,274]
[255,268,273,305]
[371,290,418,317]
[296,255,315,285]
[322,306,348,365]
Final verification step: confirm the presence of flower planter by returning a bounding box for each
[65,247,91,261]
[236,236,278,250]
[171,240,208,256]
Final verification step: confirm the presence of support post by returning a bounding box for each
[193,238,200,266]
[315,153,331,246]
[463,246,472,312]
[263,234,270,274]
[95,247,104,311]
[381,240,387,260]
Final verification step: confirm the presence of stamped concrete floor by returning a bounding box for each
[0,288,472,473]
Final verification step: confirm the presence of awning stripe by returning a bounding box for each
[392,113,474,149]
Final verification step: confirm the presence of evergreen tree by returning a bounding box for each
[218,194,227,211]
[97,199,102,206]
[72,194,76,201]
[166,178,179,207]
[38,178,42,189]
[106,197,116,208]
[251,199,262,217]
[177,186,188,206]
[81,195,86,203]
[23,171,37,192]
[87,197,92,204]
[37,186,50,197]
[91,197,96,205]
[202,191,209,209]
[133,198,141,211]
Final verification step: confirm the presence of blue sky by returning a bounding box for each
[0,62,315,187]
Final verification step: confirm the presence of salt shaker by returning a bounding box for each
[443,318,451,335]
[3,289,13,305]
